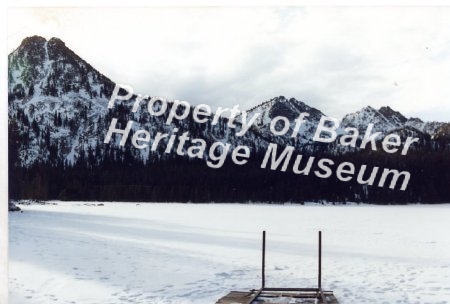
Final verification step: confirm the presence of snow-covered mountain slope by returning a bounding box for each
[8,36,275,167]
[341,106,406,133]
[405,118,445,137]
[231,96,329,155]
[8,36,116,166]
[340,105,447,150]
[8,36,449,168]
[341,105,445,138]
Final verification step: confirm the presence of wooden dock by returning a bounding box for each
[215,231,339,304]
[216,288,339,304]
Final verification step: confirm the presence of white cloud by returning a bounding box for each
[7,6,450,121]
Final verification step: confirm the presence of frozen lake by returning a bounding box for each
[9,202,450,304]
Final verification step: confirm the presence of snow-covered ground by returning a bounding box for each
[9,202,450,304]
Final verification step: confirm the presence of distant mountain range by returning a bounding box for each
[8,36,450,203]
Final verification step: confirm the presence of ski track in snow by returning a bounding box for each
[8,203,450,304]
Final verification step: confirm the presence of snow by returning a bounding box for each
[9,202,450,304]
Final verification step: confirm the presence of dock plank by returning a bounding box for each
[215,290,257,304]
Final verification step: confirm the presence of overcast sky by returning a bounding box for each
[7,6,450,121]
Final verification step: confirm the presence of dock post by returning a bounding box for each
[318,230,322,290]
[262,230,266,289]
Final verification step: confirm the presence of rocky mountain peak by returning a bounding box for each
[341,105,409,132]
[18,35,47,49]
[48,37,66,46]
[378,106,407,124]
[8,35,114,102]
[407,117,424,124]
[269,96,323,121]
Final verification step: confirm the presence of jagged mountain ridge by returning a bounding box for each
[8,36,450,168]
[8,36,115,100]
[341,105,444,137]
[8,36,280,167]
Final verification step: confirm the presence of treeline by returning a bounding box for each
[8,145,450,204]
